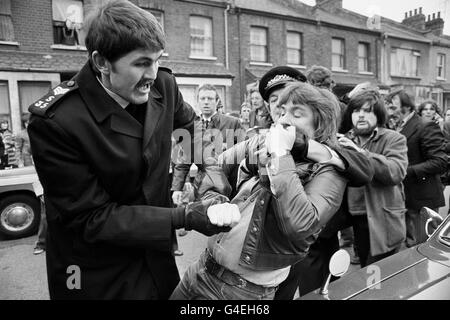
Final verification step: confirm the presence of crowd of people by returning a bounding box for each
[0,115,33,170]
[24,0,449,300]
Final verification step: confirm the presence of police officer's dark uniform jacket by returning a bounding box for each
[28,61,196,299]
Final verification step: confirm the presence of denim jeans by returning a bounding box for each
[34,197,47,249]
[170,251,277,300]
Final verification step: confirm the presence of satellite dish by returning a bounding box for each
[367,14,381,30]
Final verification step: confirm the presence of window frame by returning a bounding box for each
[390,47,420,78]
[189,15,214,58]
[286,31,303,66]
[331,37,346,70]
[358,42,370,73]
[51,0,85,47]
[250,26,269,63]
[437,53,446,79]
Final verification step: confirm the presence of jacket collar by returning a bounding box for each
[400,112,421,139]
[74,61,164,143]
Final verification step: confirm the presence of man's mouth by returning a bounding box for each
[137,81,153,93]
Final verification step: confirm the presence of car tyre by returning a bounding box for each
[0,194,41,239]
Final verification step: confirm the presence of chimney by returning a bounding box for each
[426,11,445,36]
[315,0,343,12]
[402,7,426,30]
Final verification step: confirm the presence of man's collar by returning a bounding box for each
[96,76,129,109]
[201,112,217,122]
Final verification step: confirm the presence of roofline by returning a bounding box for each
[237,7,381,36]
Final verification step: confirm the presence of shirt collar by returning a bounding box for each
[96,77,129,109]
[400,111,415,129]
[202,112,217,122]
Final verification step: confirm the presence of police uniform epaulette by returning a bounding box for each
[28,80,78,118]
[158,66,173,74]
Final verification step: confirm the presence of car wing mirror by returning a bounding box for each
[420,207,444,238]
[320,249,350,296]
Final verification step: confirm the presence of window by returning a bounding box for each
[250,27,268,62]
[358,43,370,72]
[0,81,11,125]
[390,48,420,77]
[0,0,15,41]
[149,10,164,31]
[437,53,446,79]
[18,82,52,116]
[332,38,345,70]
[287,32,302,65]
[52,0,84,46]
[190,16,213,57]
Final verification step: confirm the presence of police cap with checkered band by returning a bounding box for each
[258,66,307,102]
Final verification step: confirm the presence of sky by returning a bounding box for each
[299,0,450,35]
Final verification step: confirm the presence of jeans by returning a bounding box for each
[34,197,47,249]
[170,251,277,300]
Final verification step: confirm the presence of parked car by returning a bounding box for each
[0,166,42,239]
[300,208,450,300]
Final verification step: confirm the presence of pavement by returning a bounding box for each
[0,230,208,300]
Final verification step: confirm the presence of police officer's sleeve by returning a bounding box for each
[28,116,183,252]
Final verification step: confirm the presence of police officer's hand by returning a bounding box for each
[266,124,296,157]
[172,191,184,206]
[184,196,240,236]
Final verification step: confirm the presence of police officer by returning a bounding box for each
[28,0,239,300]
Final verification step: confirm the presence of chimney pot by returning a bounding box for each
[405,12,408,19]
[419,7,422,14]
[433,13,436,19]
[438,12,441,18]
[428,14,431,21]
[410,10,412,17]
[414,9,417,15]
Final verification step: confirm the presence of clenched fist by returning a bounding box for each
[207,203,241,228]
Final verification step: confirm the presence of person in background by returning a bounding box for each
[444,109,450,124]
[248,86,272,129]
[0,120,18,169]
[239,102,251,131]
[418,99,444,129]
[171,84,242,205]
[15,114,33,167]
[0,133,4,169]
[385,89,447,247]
[339,89,408,267]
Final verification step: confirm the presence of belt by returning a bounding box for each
[204,251,277,295]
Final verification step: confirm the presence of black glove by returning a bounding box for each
[291,131,309,162]
[171,195,231,236]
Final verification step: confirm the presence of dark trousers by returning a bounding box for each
[274,235,340,300]
[351,215,399,268]
[405,208,435,248]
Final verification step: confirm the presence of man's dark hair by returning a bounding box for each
[418,99,441,117]
[385,89,416,112]
[341,90,387,133]
[84,0,165,63]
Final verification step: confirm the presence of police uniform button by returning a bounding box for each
[67,80,75,87]
[252,227,258,232]
[260,199,265,206]
[245,255,251,261]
